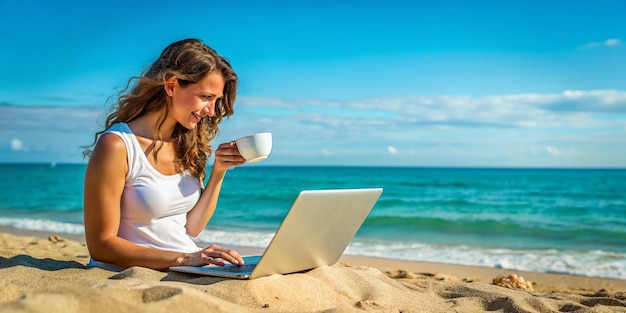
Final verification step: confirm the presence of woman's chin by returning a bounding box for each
[179,121,197,130]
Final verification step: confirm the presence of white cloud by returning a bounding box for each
[529,145,573,159]
[10,139,25,151]
[0,105,103,162]
[605,38,623,47]
[545,145,562,157]
[0,105,104,133]
[228,90,626,166]
[238,89,626,131]
[579,38,623,50]
[2,90,625,166]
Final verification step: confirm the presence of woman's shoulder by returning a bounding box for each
[97,132,126,148]
[92,132,128,162]
[87,131,128,176]
[105,122,132,134]
[97,123,133,152]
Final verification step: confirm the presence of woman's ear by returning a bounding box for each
[164,76,177,96]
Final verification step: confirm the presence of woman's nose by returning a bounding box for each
[202,105,215,117]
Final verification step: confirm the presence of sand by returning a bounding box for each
[1,229,625,313]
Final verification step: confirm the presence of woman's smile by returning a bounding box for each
[192,112,202,123]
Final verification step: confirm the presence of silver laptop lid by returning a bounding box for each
[249,188,382,279]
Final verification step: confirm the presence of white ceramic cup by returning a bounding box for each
[235,132,272,162]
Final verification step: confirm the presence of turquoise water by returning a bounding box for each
[1,164,625,279]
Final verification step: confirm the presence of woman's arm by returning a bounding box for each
[185,142,245,237]
[83,134,242,269]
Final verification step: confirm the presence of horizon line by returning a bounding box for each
[0,162,624,170]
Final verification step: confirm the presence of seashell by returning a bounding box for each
[492,274,534,291]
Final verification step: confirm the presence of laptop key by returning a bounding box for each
[210,264,257,272]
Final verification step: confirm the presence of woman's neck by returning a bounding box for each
[129,112,177,141]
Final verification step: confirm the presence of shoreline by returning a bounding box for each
[3,226,626,312]
[2,225,625,294]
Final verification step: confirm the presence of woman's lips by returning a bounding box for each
[192,112,201,122]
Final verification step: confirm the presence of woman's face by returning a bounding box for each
[168,71,225,130]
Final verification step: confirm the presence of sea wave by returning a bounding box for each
[198,227,626,280]
[3,217,624,280]
[0,217,84,235]
[345,241,626,280]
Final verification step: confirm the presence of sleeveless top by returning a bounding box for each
[88,122,202,270]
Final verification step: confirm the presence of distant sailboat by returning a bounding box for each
[50,162,57,168]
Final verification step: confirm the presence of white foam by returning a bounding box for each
[0,218,84,235]
[196,227,626,280]
[3,218,624,280]
[194,228,274,248]
[345,240,626,280]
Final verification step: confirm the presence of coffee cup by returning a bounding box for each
[235,132,272,162]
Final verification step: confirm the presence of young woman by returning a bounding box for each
[83,39,245,270]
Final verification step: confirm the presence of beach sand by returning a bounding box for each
[1,228,625,313]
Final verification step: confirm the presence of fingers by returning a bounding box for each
[215,142,242,158]
[216,141,236,149]
[203,255,225,266]
[213,142,246,169]
[202,245,244,267]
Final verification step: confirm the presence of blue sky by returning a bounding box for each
[1,0,625,167]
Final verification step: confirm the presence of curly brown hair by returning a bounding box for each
[84,38,237,180]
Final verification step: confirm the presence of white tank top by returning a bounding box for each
[102,122,203,253]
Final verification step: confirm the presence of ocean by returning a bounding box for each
[1,164,625,280]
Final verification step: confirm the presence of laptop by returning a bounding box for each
[169,188,383,279]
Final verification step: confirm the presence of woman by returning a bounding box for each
[83,39,245,270]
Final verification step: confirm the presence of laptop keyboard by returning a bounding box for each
[213,263,257,272]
